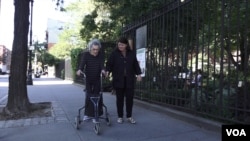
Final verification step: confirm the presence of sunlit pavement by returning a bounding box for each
[0,75,9,104]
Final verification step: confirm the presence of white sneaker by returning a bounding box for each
[92,119,98,123]
[127,117,136,124]
[83,116,91,121]
[117,118,123,124]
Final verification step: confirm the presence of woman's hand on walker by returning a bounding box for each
[103,71,109,78]
[137,75,142,82]
[101,70,108,77]
[76,70,83,76]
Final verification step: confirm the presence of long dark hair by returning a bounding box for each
[117,37,131,51]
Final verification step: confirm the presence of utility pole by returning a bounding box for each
[27,0,34,85]
[0,0,1,16]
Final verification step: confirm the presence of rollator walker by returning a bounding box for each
[74,73,111,135]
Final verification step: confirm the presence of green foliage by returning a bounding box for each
[48,0,87,64]
[93,0,170,22]
[227,69,250,84]
[70,48,83,80]
[197,0,250,72]
[79,0,172,42]
[80,10,98,41]
[48,40,71,59]
[42,52,60,66]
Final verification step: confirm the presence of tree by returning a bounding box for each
[2,0,65,117]
[197,0,250,73]
[82,0,172,41]
[4,0,31,114]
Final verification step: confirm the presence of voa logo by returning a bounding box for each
[226,129,246,136]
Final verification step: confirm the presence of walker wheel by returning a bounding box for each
[75,116,80,130]
[94,123,101,135]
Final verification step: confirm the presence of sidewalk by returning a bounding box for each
[0,75,221,141]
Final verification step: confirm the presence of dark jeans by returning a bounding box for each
[115,88,134,118]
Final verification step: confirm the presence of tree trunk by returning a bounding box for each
[6,0,31,113]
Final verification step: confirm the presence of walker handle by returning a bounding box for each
[80,72,86,78]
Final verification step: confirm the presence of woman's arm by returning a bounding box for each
[133,53,142,81]
[77,52,87,76]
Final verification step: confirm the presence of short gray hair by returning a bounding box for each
[88,39,101,51]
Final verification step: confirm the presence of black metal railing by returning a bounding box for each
[122,0,250,124]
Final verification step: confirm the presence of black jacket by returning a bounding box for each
[106,49,142,89]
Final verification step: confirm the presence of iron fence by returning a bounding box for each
[122,0,250,124]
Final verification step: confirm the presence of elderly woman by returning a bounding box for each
[76,39,105,120]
